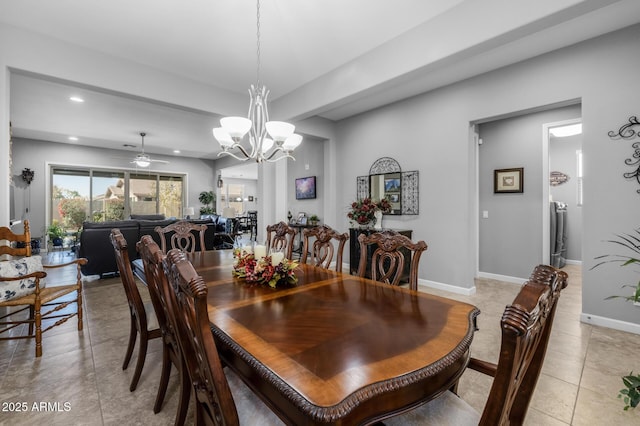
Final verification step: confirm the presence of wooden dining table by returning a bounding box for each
[186,249,480,425]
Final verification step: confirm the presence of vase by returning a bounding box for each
[374,210,383,229]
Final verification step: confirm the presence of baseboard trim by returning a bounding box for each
[581,312,640,335]
[418,279,476,296]
[477,271,526,285]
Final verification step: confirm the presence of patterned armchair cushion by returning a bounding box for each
[0,256,46,301]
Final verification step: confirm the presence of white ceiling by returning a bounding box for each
[3,0,640,169]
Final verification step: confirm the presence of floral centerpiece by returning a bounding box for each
[347,197,392,226]
[232,249,299,288]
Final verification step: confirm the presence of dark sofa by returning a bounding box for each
[79,215,237,277]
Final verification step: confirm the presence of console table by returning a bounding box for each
[349,228,413,281]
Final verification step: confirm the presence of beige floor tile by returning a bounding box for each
[1,260,638,425]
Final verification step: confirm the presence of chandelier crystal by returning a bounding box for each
[213,0,302,163]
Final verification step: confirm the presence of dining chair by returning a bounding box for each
[0,220,87,357]
[136,235,190,425]
[266,221,297,260]
[247,210,258,241]
[301,225,349,272]
[162,249,284,425]
[154,220,207,253]
[383,264,569,426]
[356,230,428,291]
[110,229,161,391]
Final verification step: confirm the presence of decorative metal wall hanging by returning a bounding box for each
[356,157,419,215]
[608,116,640,194]
[550,171,570,186]
[21,168,35,185]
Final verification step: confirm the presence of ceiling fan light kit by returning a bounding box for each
[131,132,168,168]
[213,0,302,163]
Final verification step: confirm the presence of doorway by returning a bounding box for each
[543,119,583,266]
[477,104,582,281]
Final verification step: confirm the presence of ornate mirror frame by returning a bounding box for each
[357,157,419,215]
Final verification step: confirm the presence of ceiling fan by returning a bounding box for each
[131,132,169,167]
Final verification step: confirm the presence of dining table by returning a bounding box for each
[186,249,480,425]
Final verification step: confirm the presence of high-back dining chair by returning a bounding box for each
[384,264,568,426]
[110,229,161,392]
[266,221,296,260]
[136,235,190,425]
[0,220,87,357]
[356,230,428,291]
[162,249,284,425]
[301,225,349,272]
[154,220,207,253]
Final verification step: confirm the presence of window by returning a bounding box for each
[51,166,184,229]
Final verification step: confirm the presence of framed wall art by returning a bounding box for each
[494,168,524,193]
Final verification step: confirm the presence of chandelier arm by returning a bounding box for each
[266,153,295,163]
[217,150,250,162]
[264,146,285,161]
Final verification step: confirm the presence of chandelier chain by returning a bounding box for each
[256,0,261,89]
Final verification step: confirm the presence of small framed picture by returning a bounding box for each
[494,168,524,193]
[299,217,308,225]
[388,194,399,203]
[248,195,254,202]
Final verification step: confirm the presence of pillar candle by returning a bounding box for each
[254,245,267,260]
[271,251,285,265]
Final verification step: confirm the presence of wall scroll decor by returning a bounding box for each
[356,157,419,215]
[550,171,569,186]
[608,116,640,194]
[494,168,524,193]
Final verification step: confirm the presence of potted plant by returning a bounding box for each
[47,220,65,247]
[593,228,640,409]
[199,190,216,215]
[308,214,319,226]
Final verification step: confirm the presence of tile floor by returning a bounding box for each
[1,260,639,425]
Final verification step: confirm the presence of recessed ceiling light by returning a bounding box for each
[173,150,181,154]
[68,136,78,141]
[69,96,84,103]
[549,123,582,137]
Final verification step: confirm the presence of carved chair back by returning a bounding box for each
[137,235,190,420]
[478,265,568,425]
[301,225,349,272]
[110,229,161,391]
[265,221,296,260]
[356,230,427,290]
[154,220,207,253]
[162,249,240,425]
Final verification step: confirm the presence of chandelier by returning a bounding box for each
[213,0,302,163]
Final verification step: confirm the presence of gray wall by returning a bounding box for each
[477,105,581,278]
[287,138,324,224]
[12,138,216,239]
[335,25,640,329]
[550,133,582,262]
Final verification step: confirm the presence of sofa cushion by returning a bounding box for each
[0,256,46,301]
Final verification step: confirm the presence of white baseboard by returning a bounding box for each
[581,312,640,335]
[477,271,526,285]
[418,279,476,296]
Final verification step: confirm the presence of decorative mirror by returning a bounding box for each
[357,157,419,215]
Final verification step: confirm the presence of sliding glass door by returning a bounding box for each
[51,166,184,230]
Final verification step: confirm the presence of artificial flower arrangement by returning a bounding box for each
[347,197,392,225]
[232,248,299,288]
